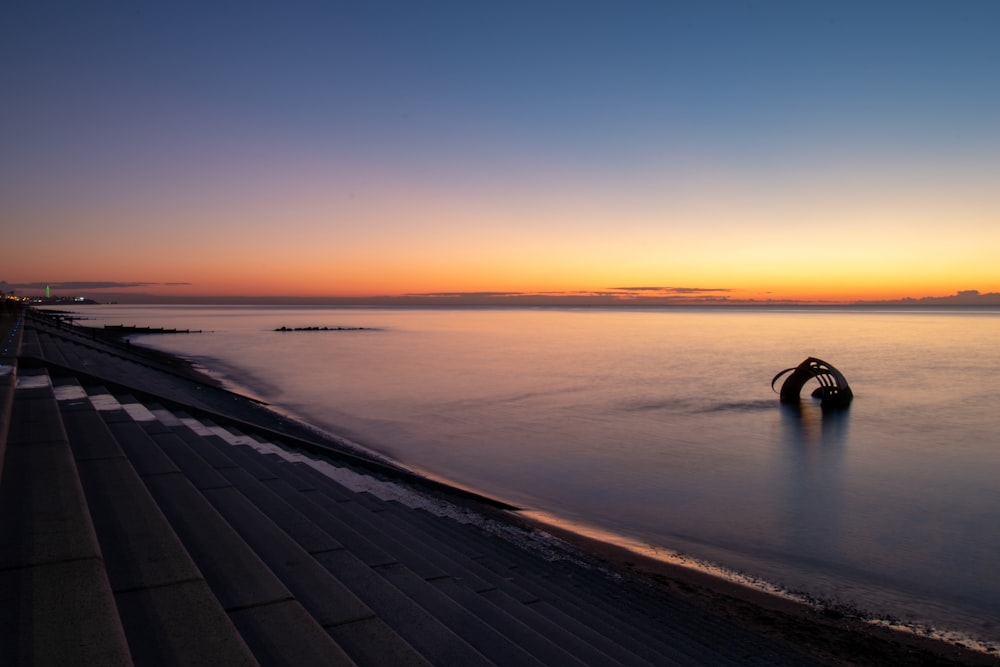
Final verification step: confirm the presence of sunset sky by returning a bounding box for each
[3,1,999,304]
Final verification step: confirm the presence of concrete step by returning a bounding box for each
[1,312,23,455]
[192,421,382,497]
[215,426,376,479]
[184,416,671,667]
[242,461,608,666]
[389,506,670,665]
[37,331,71,366]
[471,540,697,651]
[109,395,434,667]
[279,457,360,503]
[168,414,399,568]
[337,492,649,667]
[170,412,563,666]
[374,500,527,593]
[370,497,721,666]
[372,561,547,667]
[155,410,512,666]
[221,412,750,665]
[199,483,429,667]
[286,460,732,659]
[471,547,735,666]
[82,387,354,667]
[373,500,655,666]
[16,328,43,360]
[0,369,133,666]
[223,460,509,666]
[53,377,259,666]
[0,367,14,466]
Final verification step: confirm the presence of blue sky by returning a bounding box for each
[3,1,999,302]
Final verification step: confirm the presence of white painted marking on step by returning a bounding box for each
[179,417,213,436]
[198,420,579,562]
[200,423,271,452]
[254,442,297,456]
[178,418,270,452]
[122,402,156,422]
[15,375,51,389]
[53,385,88,401]
[208,426,259,447]
[169,413,588,567]
[88,393,122,411]
[151,409,183,427]
[250,440,289,456]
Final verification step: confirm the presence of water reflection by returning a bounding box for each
[780,401,851,447]
[779,401,851,563]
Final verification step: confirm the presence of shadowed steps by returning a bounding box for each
[0,370,131,666]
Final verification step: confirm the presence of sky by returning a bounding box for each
[3,1,999,304]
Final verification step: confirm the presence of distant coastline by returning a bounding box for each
[19,289,1000,308]
[19,296,99,306]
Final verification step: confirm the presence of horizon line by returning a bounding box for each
[16,290,1000,308]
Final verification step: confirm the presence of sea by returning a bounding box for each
[65,304,1000,648]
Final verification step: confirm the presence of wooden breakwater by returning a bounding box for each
[274,326,370,332]
[104,324,202,334]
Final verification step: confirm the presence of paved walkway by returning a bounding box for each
[0,309,984,666]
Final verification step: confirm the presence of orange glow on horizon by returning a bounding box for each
[7,166,998,305]
[21,274,993,306]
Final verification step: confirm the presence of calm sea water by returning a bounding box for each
[72,305,1000,645]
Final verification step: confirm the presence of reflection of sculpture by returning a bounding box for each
[772,357,853,409]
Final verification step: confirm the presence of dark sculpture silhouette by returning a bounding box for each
[772,357,853,409]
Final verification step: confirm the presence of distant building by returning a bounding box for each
[29,295,98,305]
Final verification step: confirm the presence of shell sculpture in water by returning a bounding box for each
[772,357,853,409]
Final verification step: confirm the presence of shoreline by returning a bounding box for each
[120,327,997,665]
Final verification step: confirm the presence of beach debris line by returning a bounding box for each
[274,325,372,332]
[771,357,853,409]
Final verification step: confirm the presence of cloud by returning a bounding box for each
[863,290,1000,306]
[392,287,740,304]
[608,286,733,294]
[603,286,736,301]
[403,291,527,298]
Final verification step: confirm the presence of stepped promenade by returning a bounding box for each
[1,305,991,666]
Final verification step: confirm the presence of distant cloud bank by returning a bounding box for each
[860,290,1000,306]
[398,287,738,305]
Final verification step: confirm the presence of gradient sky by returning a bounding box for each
[3,1,999,303]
